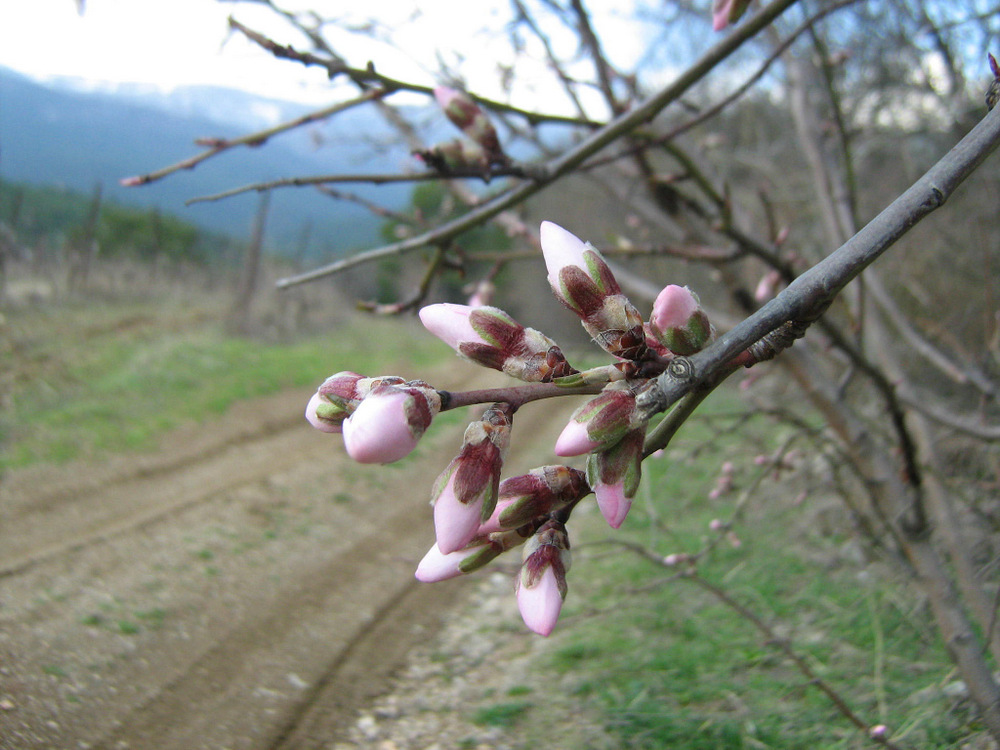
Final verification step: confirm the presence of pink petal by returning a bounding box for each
[419,303,483,350]
[651,285,699,330]
[540,221,589,290]
[342,391,419,464]
[415,542,477,582]
[477,496,518,535]
[554,419,602,457]
[594,480,632,529]
[517,567,563,636]
[433,474,486,554]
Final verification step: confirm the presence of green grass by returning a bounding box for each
[1,294,445,471]
[516,394,975,749]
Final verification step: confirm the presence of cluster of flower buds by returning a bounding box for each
[304,220,717,636]
[305,372,440,464]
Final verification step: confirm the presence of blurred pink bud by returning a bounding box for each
[593,479,632,529]
[721,461,734,474]
[754,270,783,303]
[466,280,495,307]
[433,86,503,161]
[648,284,713,355]
[709,518,725,531]
[663,553,688,566]
[712,0,752,31]
[869,725,888,740]
[342,383,440,464]
[727,531,742,548]
[119,175,144,187]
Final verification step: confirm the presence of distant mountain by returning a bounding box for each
[0,67,437,258]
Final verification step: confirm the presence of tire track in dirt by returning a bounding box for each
[0,371,580,750]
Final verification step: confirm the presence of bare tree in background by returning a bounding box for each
[128,0,1000,744]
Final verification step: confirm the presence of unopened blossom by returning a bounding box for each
[516,520,571,636]
[479,465,590,534]
[415,527,530,583]
[555,381,644,457]
[304,371,370,433]
[648,284,714,355]
[539,221,646,360]
[711,0,752,31]
[587,428,645,528]
[419,303,573,382]
[341,381,440,464]
[433,86,503,162]
[431,404,512,554]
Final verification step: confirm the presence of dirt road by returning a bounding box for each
[0,379,577,749]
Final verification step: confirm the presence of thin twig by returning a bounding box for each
[274,0,804,288]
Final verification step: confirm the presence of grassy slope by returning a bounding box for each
[2,291,976,749]
[0,292,443,471]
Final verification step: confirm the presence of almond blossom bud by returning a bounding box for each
[305,371,394,433]
[516,520,571,636]
[648,284,714,355]
[431,404,512,554]
[341,380,440,464]
[539,221,646,360]
[479,465,591,534]
[433,86,504,162]
[415,527,531,582]
[711,0,752,31]
[419,303,574,382]
[555,381,644,457]
[587,428,645,528]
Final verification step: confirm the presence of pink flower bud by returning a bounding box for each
[419,303,572,382]
[433,86,503,161]
[516,520,571,636]
[592,479,632,530]
[586,428,645,528]
[431,404,511,554]
[415,542,484,582]
[540,222,646,360]
[555,382,642,457]
[648,285,714,355]
[342,382,440,464]
[480,465,590,533]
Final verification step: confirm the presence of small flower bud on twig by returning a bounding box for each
[516,520,571,636]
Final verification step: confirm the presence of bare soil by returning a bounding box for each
[0,378,581,749]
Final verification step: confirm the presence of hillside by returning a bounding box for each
[0,67,419,256]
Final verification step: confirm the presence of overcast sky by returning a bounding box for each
[0,0,656,114]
